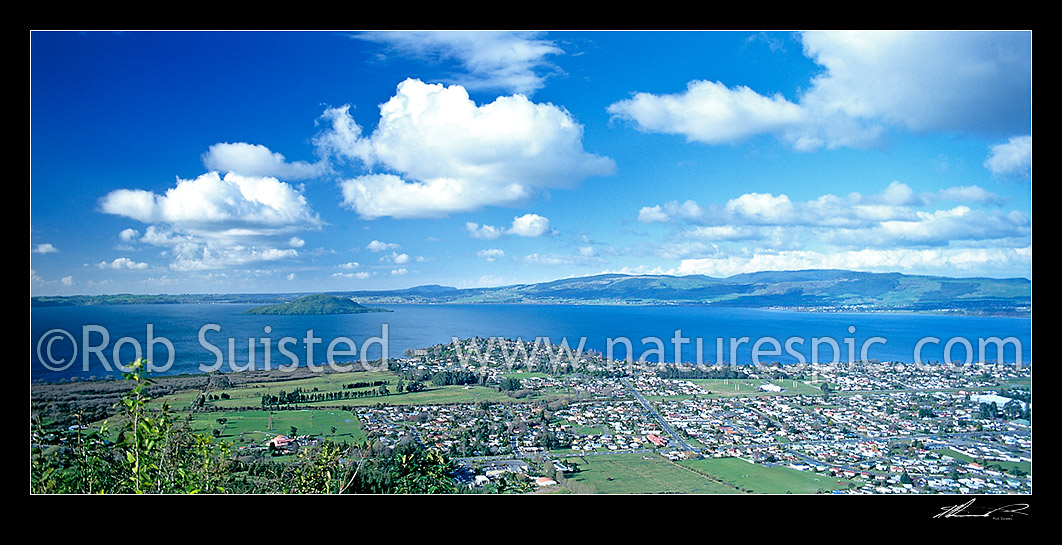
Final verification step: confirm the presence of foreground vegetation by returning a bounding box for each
[31,345,1032,495]
[31,360,461,494]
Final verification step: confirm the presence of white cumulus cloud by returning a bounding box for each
[100,171,321,231]
[202,142,324,180]
[608,80,806,145]
[507,214,553,237]
[467,213,556,239]
[466,222,506,240]
[321,78,615,218]
[609,31,1031,151]
[366,240,401,252]
[476,248,506,262]
[380,252,411,265]
[984,135,1032,177]
[98,171,320,271]
[98,257,148,270]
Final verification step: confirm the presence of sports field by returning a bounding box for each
[189,409,366,444]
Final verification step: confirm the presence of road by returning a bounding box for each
[621,377,696,452]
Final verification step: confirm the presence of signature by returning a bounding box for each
[934,498,1029,519]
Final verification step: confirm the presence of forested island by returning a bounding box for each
[242,294,390,315]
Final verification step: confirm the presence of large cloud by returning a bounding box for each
[799,31,1031,135]
[607,80,806,145]
[100,171,320,231]
[609,31,1031,151]
[99,171,321,270]
[319,78,616,219]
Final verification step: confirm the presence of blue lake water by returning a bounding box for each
[30,303,1032,381]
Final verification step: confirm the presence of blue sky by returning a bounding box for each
[30,31,1032,295]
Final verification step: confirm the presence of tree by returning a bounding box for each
[499,377,523,391]
[494,472,532,494]
[284,440,348,493]
[31,359,234,494]
[1003,399,1025,420]
[393,448,455,494]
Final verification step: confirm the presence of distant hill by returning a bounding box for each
[30,269,1031,317]
[242,294,390,315]
[340,269,1031,316]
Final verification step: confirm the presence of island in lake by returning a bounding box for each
[242,294,390,315]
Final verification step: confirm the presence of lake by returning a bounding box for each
[30,303,1032,381]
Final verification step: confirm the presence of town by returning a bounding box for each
[31,336,1031,495]
[234,337,1032,494]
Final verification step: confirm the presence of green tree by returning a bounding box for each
[31,359,234,494]
[284,440,348,493]
[393,447,455,494]
[494,471,533,494]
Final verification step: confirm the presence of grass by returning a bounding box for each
[347,384,515,406]
[500,371,551,379]
[678,457,849,494]
[690,379,827,397]
[152,370,525,411]
[190,409,366,444]
[936,448,1031,476]
[574,426,607,435]
[560,452,740,494]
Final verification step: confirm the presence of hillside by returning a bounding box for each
[343,269,1031,316]
[242,294,390,315]
[30,269,1031,317]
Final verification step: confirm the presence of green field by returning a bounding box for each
[190,409,366,444]
[678,457,849,494]
[151,369,527,412]
[360,384,516,405]
[691,379,827,397]
[568,424,607,435]
[937,448,1031,476]
[500,371,551,380]
[560,452,740,494]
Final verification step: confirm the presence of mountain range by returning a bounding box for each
[338,269,1031,316]
[31,269,1031,317]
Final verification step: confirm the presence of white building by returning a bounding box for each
[971,394,1026,410]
